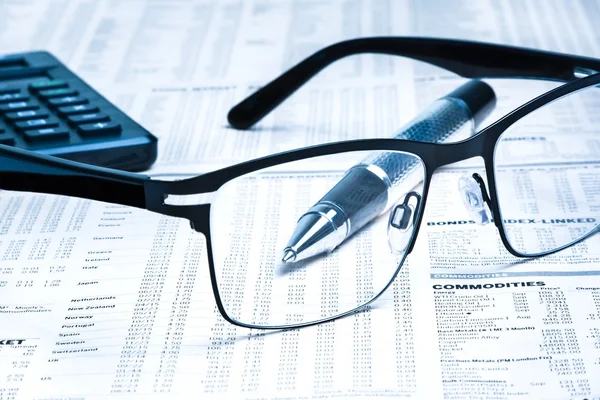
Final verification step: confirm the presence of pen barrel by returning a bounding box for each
[313,96,476,243]
[360,96,475,211]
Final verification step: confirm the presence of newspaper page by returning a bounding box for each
[0,157,599,399]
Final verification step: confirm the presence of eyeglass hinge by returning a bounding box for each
[573,67,599,78]
[163,192,215,206]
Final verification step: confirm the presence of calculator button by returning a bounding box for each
[38,88,78,98]
[4,109,50,121]
[68,113,109,125]
[48,96,88,107]
[0,134,15,145]
[23,127,69,142]
[78,121,122,136]
[0,88,19,95]
[29,80,68,91]
[15,118,60,131]
[0,101,39,112]
[57,104,99,116]
[0,92,28,103]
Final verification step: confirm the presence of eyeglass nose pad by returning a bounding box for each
[387,191,422,253]
[458,173,492,225]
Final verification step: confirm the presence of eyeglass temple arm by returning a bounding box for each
[228,36,600,129]
[0,145,151,208]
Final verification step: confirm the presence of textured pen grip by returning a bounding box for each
[361,98,473,188]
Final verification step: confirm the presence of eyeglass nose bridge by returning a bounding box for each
[458,173,493,225]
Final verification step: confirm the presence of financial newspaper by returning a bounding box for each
[0,0,599,399]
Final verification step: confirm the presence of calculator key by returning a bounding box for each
[15,118,60,131]
[0,134,15,145]
[38,88,78,98]
[0,92,28,103]
[29,80,68,91]
[0,101,39,112]
[23,127,69,142]
[57,104,99,116]
[78,121,122,136]
[47,96,88,107]
[68,113,109,125]
[0,123,10,137]
[4,109,50,121]
[0,87,19,95]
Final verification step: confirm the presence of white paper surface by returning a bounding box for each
[0,0,600,399]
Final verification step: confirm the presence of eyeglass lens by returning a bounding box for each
[494,84,600,256]
[210,150,425,328]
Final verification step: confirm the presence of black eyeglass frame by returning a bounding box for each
[1,37,600,329]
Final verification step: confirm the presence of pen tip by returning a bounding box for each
[282,249,296,263]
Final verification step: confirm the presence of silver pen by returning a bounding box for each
[282,80,496,263]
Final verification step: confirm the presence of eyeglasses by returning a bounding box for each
[2,37,600,329]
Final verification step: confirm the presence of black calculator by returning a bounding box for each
[0,51,157,172]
